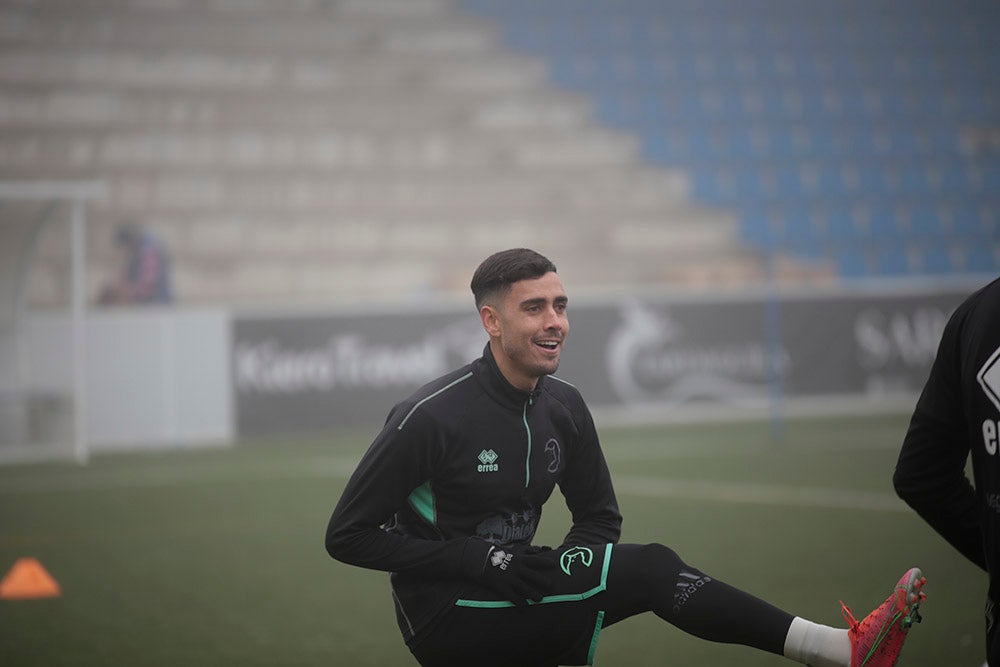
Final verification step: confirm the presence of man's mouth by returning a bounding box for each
[535,340,561,352]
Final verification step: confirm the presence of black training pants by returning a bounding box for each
[409,543,794,667]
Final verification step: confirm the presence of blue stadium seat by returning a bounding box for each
[983,162,1000,192]
[855,163,893,197]
[836,249,870,278]
[895,164,932,195]
[909,209,945,239]
[867,206,905,241]
[781,216,822,255]
[963,245,999,274]
[463,0,1000,280]
[919,246,954,275]
[739,213,773,247]
[876,248,912,276]
[953,207,987,238]
[825,208,861,245]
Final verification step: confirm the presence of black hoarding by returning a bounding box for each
[233,286,972,437]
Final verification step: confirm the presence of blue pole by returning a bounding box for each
[763,228,786,443]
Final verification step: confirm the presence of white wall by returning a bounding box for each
[22,308,232,451]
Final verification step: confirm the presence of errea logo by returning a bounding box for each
[977,345,1000,414]
[489,548,512,570]
[477,449,499,473]
[978,345,1000,456]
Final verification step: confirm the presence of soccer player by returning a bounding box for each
[326,248,926,667]
[894,276,1000,666]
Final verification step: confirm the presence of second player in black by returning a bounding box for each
[895,275,1000,665]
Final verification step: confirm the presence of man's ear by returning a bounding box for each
[480,304,502,338]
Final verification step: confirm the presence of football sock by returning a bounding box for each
[782,616,851,666]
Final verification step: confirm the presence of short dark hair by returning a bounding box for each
[470,248,557,310]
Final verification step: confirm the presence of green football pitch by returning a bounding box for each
[0,413,989,666]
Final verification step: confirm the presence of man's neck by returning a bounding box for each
[488,340,537,393]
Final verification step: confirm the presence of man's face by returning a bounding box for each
[481,271,569,391]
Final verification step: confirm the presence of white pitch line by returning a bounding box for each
[614,475,908,513]
[0,457,360,494]
[2,461,907,515]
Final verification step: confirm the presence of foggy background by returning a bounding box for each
[0,0,997,455]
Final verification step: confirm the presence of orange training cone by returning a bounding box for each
[0,558,61,600]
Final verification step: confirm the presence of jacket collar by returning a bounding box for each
[477,343,544,410]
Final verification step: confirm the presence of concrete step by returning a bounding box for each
[0,87,594,132]
[0,127,638,171]
[0,49,549,93]
[0,166,691,215]
[0,5,498,56]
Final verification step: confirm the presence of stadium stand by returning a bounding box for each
[1,0,789,308]
[462,0,1000,280]
[2,0,995,308]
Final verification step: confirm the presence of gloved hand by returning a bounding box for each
[521,544,553,556]
[475,544,557,607]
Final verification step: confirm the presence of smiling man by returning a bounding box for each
[326,248,926,667]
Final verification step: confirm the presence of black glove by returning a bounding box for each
[475,545,557,607]
[521,544,553,556]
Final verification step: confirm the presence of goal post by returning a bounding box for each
[0,181,104,465]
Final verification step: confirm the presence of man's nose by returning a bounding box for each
[543,307,564,330]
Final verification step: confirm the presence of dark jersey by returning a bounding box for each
[895,276,1000,602]
[326,344,622,644]
[125,233,172,303]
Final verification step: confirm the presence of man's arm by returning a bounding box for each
[893,310,987,570]
[558,398,623,546]
[325,405,488,580]
[895,407,985,569]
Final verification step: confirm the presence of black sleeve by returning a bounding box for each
[325,404,488,580]
[558,397,623,546]
[893,305,987,570]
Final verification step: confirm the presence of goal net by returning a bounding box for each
[0,181,103,464]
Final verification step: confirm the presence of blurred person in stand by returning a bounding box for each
[98,223,173,305]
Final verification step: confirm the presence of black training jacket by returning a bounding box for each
[895,276,1000,603]
[325,344,623,644]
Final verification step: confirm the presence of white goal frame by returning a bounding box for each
[0,180,104,464]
